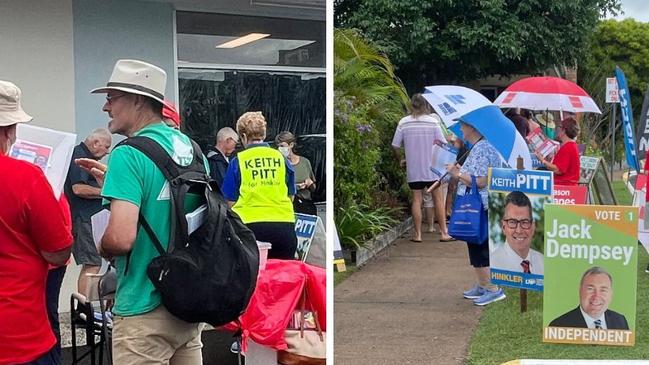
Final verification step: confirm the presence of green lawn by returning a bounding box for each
[334,265,357,286]
[468,179,647,364]
[612,179,633,206]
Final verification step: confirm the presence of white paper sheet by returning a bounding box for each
[12,124,76,199]
[186,204,207,234]
[430,140,458,179]
[91,209,110,249]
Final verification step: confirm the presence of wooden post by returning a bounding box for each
[516,156,528,313]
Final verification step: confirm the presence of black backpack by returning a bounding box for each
[116,136,259,326]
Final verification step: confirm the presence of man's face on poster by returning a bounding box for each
[579,273,613,319]
[501,203,535,258]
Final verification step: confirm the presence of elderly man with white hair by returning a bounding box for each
[207,126,238,188]
[0,80,72,364]
[64,128,111,297]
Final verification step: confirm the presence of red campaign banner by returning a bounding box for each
[635,173,647,190]
[553,185,588,204]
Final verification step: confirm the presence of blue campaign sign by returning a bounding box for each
[531,155,544,169]
[295,213,318,239]
[488,168,553,195]
[615,66,640,172]
[491,268,544,291]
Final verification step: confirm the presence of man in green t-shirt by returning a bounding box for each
[89,59,203,364]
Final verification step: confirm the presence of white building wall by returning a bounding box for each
[73,0,176,143]
[0,0,76,133]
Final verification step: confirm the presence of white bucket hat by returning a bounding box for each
[91,59,166,104]
[0,80,33,127]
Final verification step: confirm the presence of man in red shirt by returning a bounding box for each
[535,117,581,186]
[0,80,72,365]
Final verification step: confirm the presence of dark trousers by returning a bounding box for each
[247,222,298,260]
[45,265,67,362]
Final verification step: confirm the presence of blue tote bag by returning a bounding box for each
[448,175,488,244]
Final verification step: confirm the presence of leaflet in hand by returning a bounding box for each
[10,124,76,199]
[430,140,458,179]
[526,128,558,158]
[91,209,110,249]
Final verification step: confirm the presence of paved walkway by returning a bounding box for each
[334,230,483,364]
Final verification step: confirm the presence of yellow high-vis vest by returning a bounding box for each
[232,146,295,224]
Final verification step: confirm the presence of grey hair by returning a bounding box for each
[85,128,111,143]
[580,266,613,287]
[216,127,238,143]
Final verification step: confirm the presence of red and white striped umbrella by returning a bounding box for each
[494,76,602,114]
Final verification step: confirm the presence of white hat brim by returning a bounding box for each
[0,107,33,127]
[91,86,164,105]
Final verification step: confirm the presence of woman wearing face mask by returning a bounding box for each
[275,131,317,216]
[221,112,298,260]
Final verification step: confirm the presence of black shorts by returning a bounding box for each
[466,240,490,268]
[408,181,435,190]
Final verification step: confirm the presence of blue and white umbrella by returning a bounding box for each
[423,85,532,169]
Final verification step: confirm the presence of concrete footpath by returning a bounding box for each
[334,231,483,364]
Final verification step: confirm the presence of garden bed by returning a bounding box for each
[352,217,412,267]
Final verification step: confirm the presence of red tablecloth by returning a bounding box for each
[223,259,326,352]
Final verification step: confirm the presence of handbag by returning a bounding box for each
[277,287,326,365]
[448,175,488,244]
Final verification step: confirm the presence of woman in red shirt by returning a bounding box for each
[535,117,581,186]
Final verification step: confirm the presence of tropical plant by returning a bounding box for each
[334,28,411,211]
[336,204,399,249]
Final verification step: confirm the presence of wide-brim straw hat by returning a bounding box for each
[534,113,555,129]
[91,59,166,104]
[0,80,33,127]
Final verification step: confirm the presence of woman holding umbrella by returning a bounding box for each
[430,121,506,306]
[534,116,580,186]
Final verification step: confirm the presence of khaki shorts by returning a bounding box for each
[112,305,203,365]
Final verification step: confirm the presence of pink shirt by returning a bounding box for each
[392,114,445,182]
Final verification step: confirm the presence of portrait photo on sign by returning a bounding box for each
[488,190,550,290]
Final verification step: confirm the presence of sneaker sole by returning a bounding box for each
[463,294,483,299]
[473,294,506,306]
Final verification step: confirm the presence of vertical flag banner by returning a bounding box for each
[614,66,640,172]
[543,204,637,346]
[488,168,553,291]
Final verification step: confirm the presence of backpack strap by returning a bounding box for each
[114,135,207,268]
[116,136,206,181]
